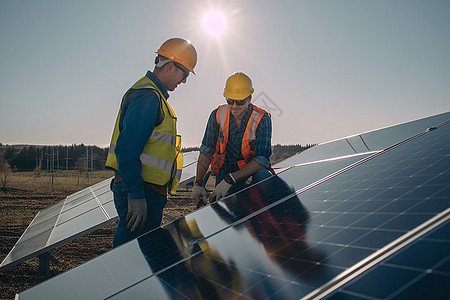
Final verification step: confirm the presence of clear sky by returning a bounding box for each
[1,0,449,148]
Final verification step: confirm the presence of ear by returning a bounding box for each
[248,95,252,102]
[164,62,175,74]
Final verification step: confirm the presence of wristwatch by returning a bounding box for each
[224,173,236,185]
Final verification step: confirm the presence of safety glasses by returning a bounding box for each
[173,62,189,81]
[226,98,247,106]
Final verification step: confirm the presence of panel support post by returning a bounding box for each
[38,252,58,277]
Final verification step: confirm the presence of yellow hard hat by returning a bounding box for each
[157,38,197,74]
[223,72,254,100]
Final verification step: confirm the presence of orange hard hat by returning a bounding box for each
[157,38,197,74]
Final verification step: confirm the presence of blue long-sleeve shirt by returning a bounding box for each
[114,71,169,200]
[199,104,272,173]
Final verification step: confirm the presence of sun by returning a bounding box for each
[202,10,227,37]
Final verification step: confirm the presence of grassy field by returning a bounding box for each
[2,169,115,193]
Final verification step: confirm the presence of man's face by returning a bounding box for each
[167,62,189,92]
[227,97,250,119]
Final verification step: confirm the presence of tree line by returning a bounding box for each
[0,143,315,172]
[0,144,109,172]
[270,144,315,164]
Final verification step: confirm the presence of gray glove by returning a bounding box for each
[191,184,207,203]
[126,198,148,232]
[209,180,232,203]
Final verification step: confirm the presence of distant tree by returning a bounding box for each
[74,157,87,174]
[0,156,12,188]
[34,165,41,178]
[3,146,16,162]
[11,146,38,171]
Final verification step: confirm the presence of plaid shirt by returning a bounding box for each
[200,104,272,173]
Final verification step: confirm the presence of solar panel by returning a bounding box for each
[178,150,199,187]
[0,151,199,272]
[16,111,450,299]
[0,178,114,272]
[323,218,450,299]
[273,111,450,168]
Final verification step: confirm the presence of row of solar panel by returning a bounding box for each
[15,111,450,299]
[4,112,447,273]
[274,111,450,168]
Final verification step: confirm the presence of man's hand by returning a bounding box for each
[209,180,232,203]
[126,198,148,232]
[191,184,206,203]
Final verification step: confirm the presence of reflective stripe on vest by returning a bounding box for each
[105,76,182,195]
[210,104,270,175]
[150,131,177,145]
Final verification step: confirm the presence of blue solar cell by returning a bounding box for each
[341,265,420,299]
[325,220,450,300]
[351,230,405,249]
[350,213,396,228]
[319,244,374,268]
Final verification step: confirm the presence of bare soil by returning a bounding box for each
[0,189,198,300]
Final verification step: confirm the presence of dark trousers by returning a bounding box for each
[112,181,167,248]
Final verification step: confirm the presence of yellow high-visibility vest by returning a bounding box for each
[105,76,183,195]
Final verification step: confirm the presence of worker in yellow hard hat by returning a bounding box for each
[106,37,197,247]
[192,72,274,204]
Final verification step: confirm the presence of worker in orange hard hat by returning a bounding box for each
[192,72,274,204]
[106,37,198,247]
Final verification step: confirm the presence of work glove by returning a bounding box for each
[126,198,148,232]
[209,180,232,203]
[191,184,207,203]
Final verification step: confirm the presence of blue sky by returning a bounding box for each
[1,0,449,148]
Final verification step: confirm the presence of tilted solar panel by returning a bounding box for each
[178,150,199,187]
[16,112,450,299]
[0,151,200,272]
[0,178,114,272]
[274,111,450,168]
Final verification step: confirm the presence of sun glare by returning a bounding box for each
[202,10,227,37]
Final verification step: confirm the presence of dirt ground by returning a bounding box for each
[0,188,198,300]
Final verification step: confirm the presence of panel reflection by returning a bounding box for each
[115,176,322,299]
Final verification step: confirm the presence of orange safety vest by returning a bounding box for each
[210,104,270,175]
